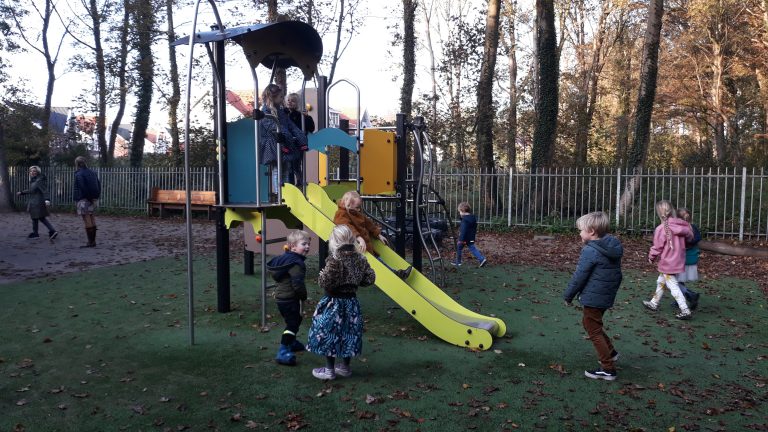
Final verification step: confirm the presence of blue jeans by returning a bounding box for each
[456,241,485,264]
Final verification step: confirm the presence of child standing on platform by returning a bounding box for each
[307,225,376,380]
[267,230,311,366]
[642,200,695,320]
[451,202,487,268]
[674,207,701,310]
[563,211,623,381]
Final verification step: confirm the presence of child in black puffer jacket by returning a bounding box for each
[267,230,311,366]
[563,211,623,381]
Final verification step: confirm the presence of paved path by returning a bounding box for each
[0,212,241,284]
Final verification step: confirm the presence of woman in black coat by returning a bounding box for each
[16,166,58,240]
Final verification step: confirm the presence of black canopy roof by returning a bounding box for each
[172,21,323,79]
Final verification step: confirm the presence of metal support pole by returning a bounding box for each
[394,114,407,258]
[339,119,350,180]
[212,34,230,313]
[316,75,329,269]
[615,167,621,226]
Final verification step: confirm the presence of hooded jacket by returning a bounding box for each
[563,235,624,309]
[333,203,382,256]
[458,214,479,243]
[267,251,307,301]
[648,217,693,274]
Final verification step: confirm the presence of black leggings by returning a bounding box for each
[32,217,55,234]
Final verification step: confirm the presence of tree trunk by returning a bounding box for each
[400,0,417,120]
[475,0,501,172]
[0,124,15,212]
[711,41,728,164]
[422,2,438,126]
[621,0,663,216]
[627,0,663,170]
[613,29,632,165]
[574,1,609,166]
[88,0,108,166]
[108,6,130,161]
[502,0,518,168]
[166,0,182,166]
[531,0,559,169]
[129,0,156,168]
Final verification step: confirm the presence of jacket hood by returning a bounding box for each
[587,235,623,260]
[267,251,306,280]
[665,217,691,235]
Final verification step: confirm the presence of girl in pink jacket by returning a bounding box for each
[642,200,694,320]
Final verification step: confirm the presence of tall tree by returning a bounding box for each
[107,6,130,162]
[421,0,439,126]
[400,0,417,119]
[531,0,559,169]
[501,0,519,168]
[128,0,156,167]
[6,0,70,137]
[165,0,181,166]
[475,0,501,171]
[572,0,613,165]
[66,0,112,165]
[627,0,663,170]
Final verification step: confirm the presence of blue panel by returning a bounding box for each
[226,118,270,204]
[308,127,358,153]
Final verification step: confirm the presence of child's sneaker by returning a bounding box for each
[49,231,59,241]
[479,258,487,268]
[584,368,617,381]
[334,364,352,378]
[675,310,692,320]
[610,350,620,362]
[642,300,658,311]
[312,367,335,380]
[275,345,296,366]
[450,261,462,266]
[28,232,40,239]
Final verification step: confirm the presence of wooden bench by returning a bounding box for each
[147,188,216,218]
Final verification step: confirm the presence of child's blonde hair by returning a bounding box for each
[458,202,472,214]
[655,200,676,250]
[261,83,283,113]
[576,211,610,237]
[676,207,692,222]
[329,224,361,256]
[287,230,311,247]
[340,190,362,211]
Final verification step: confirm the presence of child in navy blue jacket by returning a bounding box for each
[267,230,311,366]
[563,211,623,381]
[452,202,487,268]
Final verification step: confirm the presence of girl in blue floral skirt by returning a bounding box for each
[307,224,376,380]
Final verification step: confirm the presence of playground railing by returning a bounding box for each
[10,165,768,240]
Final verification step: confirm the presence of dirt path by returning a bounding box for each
[0,212,244,284]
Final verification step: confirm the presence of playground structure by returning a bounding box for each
[174,2,505,350]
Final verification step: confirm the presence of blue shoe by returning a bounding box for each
[290,340,305,352]
[275,345,296,366]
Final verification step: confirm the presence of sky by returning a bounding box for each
[7,1,405,124]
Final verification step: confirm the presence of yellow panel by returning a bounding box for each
[359,129,396,195]
[318,152,328,186]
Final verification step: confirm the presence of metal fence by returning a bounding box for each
[10,166,217,211]
[10,166,768,239]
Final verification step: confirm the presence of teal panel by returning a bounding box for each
[308,127,358,153]
[226,118,271,204]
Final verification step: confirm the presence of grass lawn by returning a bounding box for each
[1,255,766,431]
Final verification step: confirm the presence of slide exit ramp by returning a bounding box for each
[282,184,506,350]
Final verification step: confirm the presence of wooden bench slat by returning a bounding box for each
[147,188,216,218]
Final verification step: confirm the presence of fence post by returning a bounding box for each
[507,167,513,227]
[739,166,747,241]
[615,167,621,226]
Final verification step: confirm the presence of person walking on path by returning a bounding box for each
[73,156,101,247]
[16,166,58,241]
